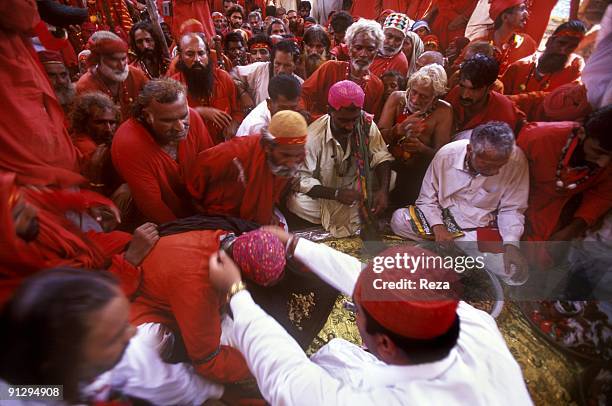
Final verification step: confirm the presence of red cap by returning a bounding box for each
[354,245,460,339]
[86,38,128,67]
[489,0,525,22]
[180,18,205,35]
[38,50,64,64]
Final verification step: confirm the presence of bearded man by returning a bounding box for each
[76,37,148,121]
[302,25,331,79]
[501,20,587,95]
[370,13,411,78]
[129,21,170,79]
[171,33,243,144]
[38,50,76,116]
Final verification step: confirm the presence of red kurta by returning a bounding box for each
[111,108,214,224]
[187,135,288,225]
[172,0,215,42]
[0,173,139,307]
[501,52,584,95]
[446,86,524,132]
[405,0,433,20]
[131,229,251,383]
[370,51,409,78]
[300,60,385,121]
[430,0,478,51]
[0,0,82,187]
[171,68,243,144]
[76,66,148,122]
[471,30,538,75]
[517,122,612,241]
[350,0,379,20]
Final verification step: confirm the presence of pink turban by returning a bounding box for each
[543,83,592,121]
[328,80,365,110]
[232,230,286,286]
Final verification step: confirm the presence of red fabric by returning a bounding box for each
[488,0,524,22]
[471,30,538,75]
[501,52,584,95]
[86,38,129,67]
[0,1,82,187]
[75,66,148,121]
[330,43,350,62]
[111,108,214,224]
[446,87,523,132]
[523,0,557,45]
[300,60,384,121]
[542,82,591,121]
[172,0,215,42]
[518,122,612,241]
[430,0,478,51]
[370,51,409,78]
[130,229,251,383]
[349,0,379,20]
[171,68,243,144]
[187,135,288,225]
[72,133,98,165]
[405,0,433,20]
[508,91,548,122]
[354,245,459,339]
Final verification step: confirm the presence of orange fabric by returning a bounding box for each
[446,86,523,132]
[430,0,478,51]
[187,135,288,225]
[405,0,433,20]
[300,60,385,121]
[131,229,251,383]
[172,0,215,41]
[0,1,82,187]
[370,51,409,77]
[523,0,557,46]
[171,68,243,144]
[350,0,379,20]
[111,108,214,224]
[75,66,148,122]
[501,52,584,95]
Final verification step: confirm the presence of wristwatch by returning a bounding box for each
[227,280,247,302]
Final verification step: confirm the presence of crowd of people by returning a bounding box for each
[0,0,611,404]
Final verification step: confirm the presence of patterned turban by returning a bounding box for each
[383,13,411,36]
[232,230,286,286]
[328,80,365,111]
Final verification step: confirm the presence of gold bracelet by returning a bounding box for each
[227,280,247,302]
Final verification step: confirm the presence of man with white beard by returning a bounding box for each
[370,13,411,78]
[76,37,148,122]
[38,50,76,116]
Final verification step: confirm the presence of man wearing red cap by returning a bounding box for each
[188,110,308,226]
[38,50,76,116]
[300,19,385,121]
[76,37,148,121]
[207,228,532,405]
[369,13,411,78]
[501,20,586,95]
[287,81,393,238]
[111,79,214,224]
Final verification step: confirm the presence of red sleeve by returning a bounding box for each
[574,174,612,226]
[108,254,142,298]
[501,63,519,95]
[0,0,39,32]
[168,257,251,382]
[73,135,97,164]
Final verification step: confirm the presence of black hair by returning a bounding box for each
[224,31,246,49]
[303,25,331,50]
[585,105,612,151]
[552,19,587,36]
[268,73,301,101]
[299,1,312,11]
[382,70,407,91]
[459,53,500,89]
[248,33,272,49]
[265,5,277,17]
[0,268,120,402]
[267,18,287,36]
[226,4,245,19]
[129,20,164,59]
[133,78,187,120]
[363,305,460,364]
[304,16,317,24]
[330,10,353,34]
[273,38,301,62]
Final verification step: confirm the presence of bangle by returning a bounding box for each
[227,280,246,302]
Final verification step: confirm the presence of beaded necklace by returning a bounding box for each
[555,127,601,191]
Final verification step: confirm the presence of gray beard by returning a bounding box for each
[55,83,76,108]
[98,63,129,83]
[267,157,297,178]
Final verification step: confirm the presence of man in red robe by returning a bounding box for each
[470,0,537,75]
[502,20,586,95]
[111,78,214,224]
[0,171,157,306]
[171,33,243,143]
[0,0,81,187]
[370,13,410,78]
[518,106,612,267]
[188,110,308,226]
[76,37,148,121]
[446,54,523,134]
[301,19,385,121]
[426,0,478,52]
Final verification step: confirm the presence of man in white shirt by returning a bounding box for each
[231,39,303,108]
[236,73,302,137]
[207,227,533,406]
[286,80,394,237]
[391,121,529,285]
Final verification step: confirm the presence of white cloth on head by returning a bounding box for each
[236,100,271,137]
[582,5,612,109]
[227,237,533,406]
[231,61,303,106]
[465,0,492,40]
[311,0,343,25]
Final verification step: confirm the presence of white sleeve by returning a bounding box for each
[416,155,444,226]
[294,238,363,296]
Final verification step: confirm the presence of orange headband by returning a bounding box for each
[553,30,585,40]
[250,43,270,51]
[274,136,307,145]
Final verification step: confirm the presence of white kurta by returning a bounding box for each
[236,100,270,137]
[231,61,304,106]
[229,238,533,406]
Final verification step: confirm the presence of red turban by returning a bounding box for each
[543,82,592,121]
[232,230,286,286]
[180,18,205,35]
[354,245,460,340]
[86,38,128,67]
[38,50,64,65]
[328,80,365,110]
[423,34,440,49]
[489,0,525,22]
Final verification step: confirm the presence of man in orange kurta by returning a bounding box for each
[111,79,214,224]
[171,33,243,144]
[0,0,81,187]
[188,111,308,226]
[76,37,148,121]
